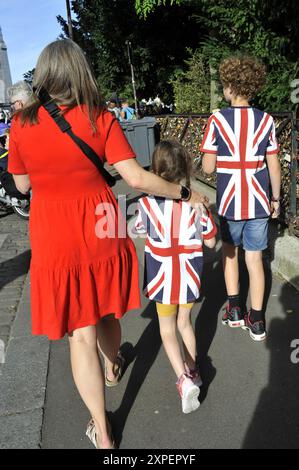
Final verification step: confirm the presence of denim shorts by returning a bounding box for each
[219,217,269,251]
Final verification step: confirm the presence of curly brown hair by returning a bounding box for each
[219,56,266,100]
[151,140,193,187]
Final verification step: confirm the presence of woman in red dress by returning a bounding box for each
[8,39,208,449]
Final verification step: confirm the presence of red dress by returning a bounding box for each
[8,107,141,340]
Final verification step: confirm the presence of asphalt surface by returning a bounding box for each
[40,177,299,449]
[0,175,298,449]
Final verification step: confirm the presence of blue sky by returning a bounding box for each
[1,0,67,82]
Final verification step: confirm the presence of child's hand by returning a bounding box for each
[191,202,208,218]
[271,201,280,219]
[189,190,209,209]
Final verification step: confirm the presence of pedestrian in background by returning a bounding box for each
[0,124,9,170]
[107,98,121,120]
[120,98,135,120]
[7,80,33,112]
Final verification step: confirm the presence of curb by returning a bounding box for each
[0,272,50,449]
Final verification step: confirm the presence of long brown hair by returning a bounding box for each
[18,39,104,132]
[152,140,193,187]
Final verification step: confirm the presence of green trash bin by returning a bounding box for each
[120,117,160,167]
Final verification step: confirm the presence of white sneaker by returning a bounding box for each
[176,374,200,414]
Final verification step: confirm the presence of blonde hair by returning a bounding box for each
[19,39,104,132]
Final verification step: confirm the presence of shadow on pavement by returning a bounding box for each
[0,209,14,218]
[195,253,226,403]
[109,302,162,447]
[196,232,275,405]
[242,276,299,449]
[0,249,31,289]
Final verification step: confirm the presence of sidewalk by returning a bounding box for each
[0,177,299,449]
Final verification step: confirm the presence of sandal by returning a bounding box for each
[105,351,125,387]
[86,418,116,449]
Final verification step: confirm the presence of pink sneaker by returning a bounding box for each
[184,363,203,387]
[176,374,200,414]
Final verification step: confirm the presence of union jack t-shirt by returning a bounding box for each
[134,196,217,304]
[200,107,279,220]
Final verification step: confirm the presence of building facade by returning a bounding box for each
[0,26,12,105]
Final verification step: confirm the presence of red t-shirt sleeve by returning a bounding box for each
[102,111,136,165]
[7,117,28,174]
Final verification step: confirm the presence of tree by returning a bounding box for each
[169,49,210,113]
[56,1,299,111]
[135,0,299,112]
[23,69,35,86]
[57,0,203,102]
[135,0,183,18]
[196,0,299,111]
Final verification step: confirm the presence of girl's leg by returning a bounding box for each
[177,303,196,371]
[96,314,121,382]
[157,303,185,379]
[68,324,113,449]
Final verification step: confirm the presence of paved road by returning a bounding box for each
[0,177,298,449]
[0,207,30,371]
[40,178,299,449]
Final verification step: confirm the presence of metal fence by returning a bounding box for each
[155,113,299,237]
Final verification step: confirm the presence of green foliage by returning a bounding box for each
[23,68,35,86]
[57,0,299,112]
[169,50,210,113]
[135,0,183,18]
[170,0,299,112]
[58,0,203,102]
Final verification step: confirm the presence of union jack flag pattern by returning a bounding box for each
[134,196,217,304]
[200,107,279,220]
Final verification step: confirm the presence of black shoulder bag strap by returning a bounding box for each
[34,87,116,187]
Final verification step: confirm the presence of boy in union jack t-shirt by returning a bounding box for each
[201,56,281,341]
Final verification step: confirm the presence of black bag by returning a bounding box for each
[0,171,30,199]
[34,87,116,187]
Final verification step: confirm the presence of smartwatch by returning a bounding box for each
[180,185,192,202]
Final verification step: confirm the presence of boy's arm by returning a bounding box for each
[202,153,217,174]
[200,115,217,174]
[266,153,281,219]
[266,116,281,218]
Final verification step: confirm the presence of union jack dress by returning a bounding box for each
[134,196,217,304]
[200,107,279,221]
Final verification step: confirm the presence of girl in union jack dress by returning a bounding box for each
[135,141,217,414]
